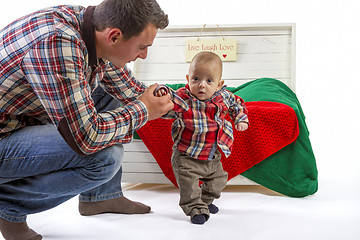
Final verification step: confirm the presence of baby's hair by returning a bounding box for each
[191,51,223,77]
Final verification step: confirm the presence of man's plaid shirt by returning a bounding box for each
[0,5,148,154]
[166,85,249,160]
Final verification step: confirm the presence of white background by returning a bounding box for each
[1,0,359,182]
[0,1,359,239]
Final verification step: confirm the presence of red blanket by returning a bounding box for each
[137,101,299,187]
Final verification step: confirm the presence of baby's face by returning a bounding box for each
[186,61,223,101]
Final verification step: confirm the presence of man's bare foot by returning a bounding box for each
[0,218,42,240]
[79,196,151,216]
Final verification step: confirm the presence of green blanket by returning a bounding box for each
[135,78,318,197]
[229,78,318,197]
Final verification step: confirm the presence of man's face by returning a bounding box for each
[105,23,158,68]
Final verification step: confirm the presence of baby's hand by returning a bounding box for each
[235,122,248,131]
[153,85,169,97]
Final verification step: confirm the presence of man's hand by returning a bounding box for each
[139,84,174,121]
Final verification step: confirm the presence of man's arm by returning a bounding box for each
[22,34,172,155]
[100,63,173,121]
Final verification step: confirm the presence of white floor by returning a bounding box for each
[2,176,357,240]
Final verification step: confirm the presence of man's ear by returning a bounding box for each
[107,28,122,44]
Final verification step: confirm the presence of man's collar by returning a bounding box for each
[82,6,97,67]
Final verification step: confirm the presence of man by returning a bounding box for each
[0,0,173,239]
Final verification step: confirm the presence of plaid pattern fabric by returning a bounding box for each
[166,85,248,160]
[0,5,147,154]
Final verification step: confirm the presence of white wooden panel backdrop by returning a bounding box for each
[122,23,296,185]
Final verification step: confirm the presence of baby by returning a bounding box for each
[155,51,249,224]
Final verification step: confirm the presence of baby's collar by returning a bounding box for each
[184,84,227,101]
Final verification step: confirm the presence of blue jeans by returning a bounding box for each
[0,87,124,222]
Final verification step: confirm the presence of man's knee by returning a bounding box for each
[86,144,124,182]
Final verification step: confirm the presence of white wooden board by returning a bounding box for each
[133,23,296,90]
[123,23,296,185]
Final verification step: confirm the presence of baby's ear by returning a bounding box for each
[217,79,225,90]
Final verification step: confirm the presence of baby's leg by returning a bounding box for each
[171,149,210,223]
[191,214,207,224]
[208,203,219,214]
[201,151,228,213]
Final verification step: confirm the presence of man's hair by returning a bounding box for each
[93,0,169,40]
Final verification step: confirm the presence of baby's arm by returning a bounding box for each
[152,85,189,119]
[235,122,248,131]
[153,85,169,97]
[226,91,249,131]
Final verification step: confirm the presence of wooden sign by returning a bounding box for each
[185,38,237,62]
